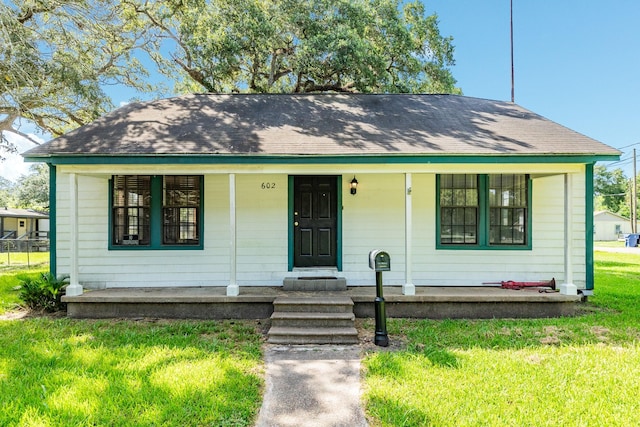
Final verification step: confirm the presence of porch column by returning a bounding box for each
[561,173,577,295]
[403,173,415,295]
[66,173,83,296]
[227,173,240,296]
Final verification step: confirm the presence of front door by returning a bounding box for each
[293,176,338,268]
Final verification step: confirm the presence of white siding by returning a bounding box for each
[409,173,586,287]
[56,165,589,289]
[235,174,288,285]
[342,174,406,285]
[594,212,632,241]
[56,173,231,288]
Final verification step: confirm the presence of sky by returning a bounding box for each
[2,0,639,181]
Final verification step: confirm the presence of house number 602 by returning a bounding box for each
[261,182,276,189]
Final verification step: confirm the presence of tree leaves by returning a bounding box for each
[136,0,460,95]
[1,0,460,156]
[1,0,154,152]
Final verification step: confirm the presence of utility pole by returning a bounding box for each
[634,148,638,233]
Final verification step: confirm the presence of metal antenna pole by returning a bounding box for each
[510,0,515,103]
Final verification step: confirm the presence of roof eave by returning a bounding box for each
[23,152,621,165]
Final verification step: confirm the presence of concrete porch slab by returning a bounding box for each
[62,286,582,320]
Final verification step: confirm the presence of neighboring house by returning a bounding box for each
[593,210,632,241]
[22,94,620,298]
[0,207,49,240]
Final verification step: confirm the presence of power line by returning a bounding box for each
[617,142,640,150]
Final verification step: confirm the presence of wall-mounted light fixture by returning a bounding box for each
[350,176,358,195]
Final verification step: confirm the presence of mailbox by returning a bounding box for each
[369,250,390,272]
[369,249,390,347]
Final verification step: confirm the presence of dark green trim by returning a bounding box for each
[288,176,294,271]
[26,153,620,166]
[336,177,343,272]
[48,164,56,277]
[150,176,163,247]
[436,174,533,251]
[108,175,204,251]
[287,175,342,271]
[478,174,489,246]
[585,163,595,290]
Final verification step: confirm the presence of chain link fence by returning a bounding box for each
[0,239,50,268]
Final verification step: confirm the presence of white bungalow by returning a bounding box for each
[593,210,632,241]
[23,94,620,300]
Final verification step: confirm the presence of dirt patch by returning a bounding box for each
[355,318,407,353]
[0,309,29,320]
[538,325,572,345]
[590,326,611,342]
[0,308,66,321]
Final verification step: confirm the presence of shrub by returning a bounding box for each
[18,272,69,312]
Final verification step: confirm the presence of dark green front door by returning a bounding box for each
[293,176,338,268]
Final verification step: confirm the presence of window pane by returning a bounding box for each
[489,207,526,245]
[489,175,527,245]
[112,176,151,246]
[440,175,478,245]
[163,176,201,245]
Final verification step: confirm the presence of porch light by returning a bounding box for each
[350,176,358,195]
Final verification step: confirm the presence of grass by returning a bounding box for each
[362,250,640,426]
[0,251,49,273]
[2,251,640,426]
[0,257,264,426]
[0,318,264,426]
[0,266,48,314]
[593,239,626,248]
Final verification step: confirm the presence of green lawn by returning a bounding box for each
[0,319,263,426]
[0,256,264,427]
[0,251,50,270]
[362,251,640,426]
[2,251,640,426]
[0,267,48,314]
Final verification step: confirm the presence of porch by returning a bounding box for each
[62,285,583,320]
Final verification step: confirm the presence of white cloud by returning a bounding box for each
[0,132,45,182]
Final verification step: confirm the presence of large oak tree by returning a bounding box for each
[1,0,459,157]
[132,0,460,94]
[1,0,154,157]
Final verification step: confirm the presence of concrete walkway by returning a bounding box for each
[255,345,368,427]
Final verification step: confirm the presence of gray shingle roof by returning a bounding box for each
[0,208,49,219]
[23,94,620,158]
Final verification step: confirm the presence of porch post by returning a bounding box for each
[66,173,83,296]
[403,173,415,295]
[227,173,239,296]
[561,173,577,295]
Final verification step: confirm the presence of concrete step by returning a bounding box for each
[267,326,359,345]
[271,311,355,328]
[273,296,354,313]
[268,296,358,344]
[283,277,347,291]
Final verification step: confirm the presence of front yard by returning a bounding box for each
[362,251,640,426]
[1,251,639,426]
[0,318,263,426]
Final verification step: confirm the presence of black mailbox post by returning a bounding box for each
[369,250,390,347]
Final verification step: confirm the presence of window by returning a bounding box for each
[111,175,203,249]
[112,175,151,246]
[163,175,201,245]
[439,174,478,244]
[489,174,527,245]
[438,174,530,249]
